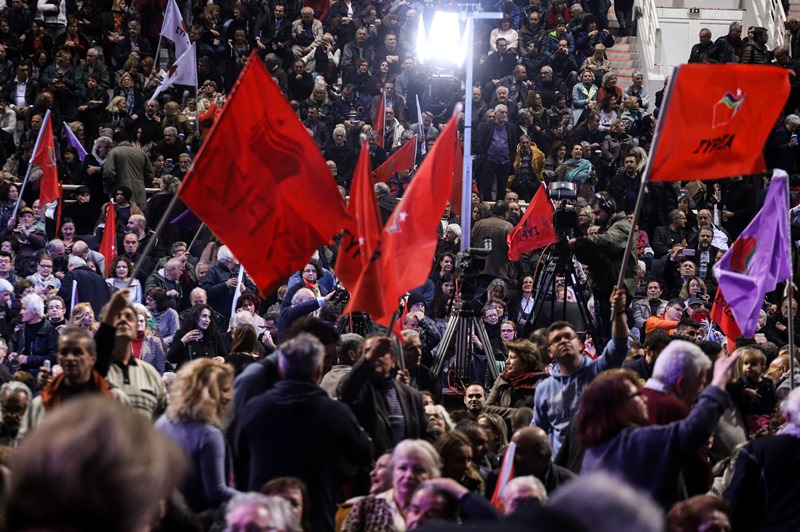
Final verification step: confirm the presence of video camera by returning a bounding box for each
[546,182,581,259]
[454,237,492,302]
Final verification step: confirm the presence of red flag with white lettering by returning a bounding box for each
[178,52,352,296]
[649,64,789,182]
[507,185,556,260]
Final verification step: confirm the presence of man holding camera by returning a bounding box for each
[568,192,637,349]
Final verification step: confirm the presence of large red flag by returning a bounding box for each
[449,133,463,216]
[373,93,385,148]
[99,202,116,276]
[710,287,742,354]
[373,135,416,183]
[345,112,459,325]
[507,186,556,260]
[33,110,60,224]
[650,64,789,182]
[337,142,382,292]
[178,52,352,296]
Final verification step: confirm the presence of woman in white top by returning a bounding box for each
[489,17,519,55]
[106,255,142,304]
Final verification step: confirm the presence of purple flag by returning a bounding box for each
[713,169,791,337]
[63,122,87,161]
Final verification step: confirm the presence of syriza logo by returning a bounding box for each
[691,89,744,155]
[712,89,745,129]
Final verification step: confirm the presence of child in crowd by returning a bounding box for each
[729,346,777,438]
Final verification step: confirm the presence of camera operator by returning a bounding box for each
[567,192,637,349]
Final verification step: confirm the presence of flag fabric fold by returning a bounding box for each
[344,111,459,325]
[373,136,416,184]
[63,122,87,161]
[161,0,192,58]
[710,287,742,353]
[373,93,385,148]
[507,185,556,260]
[712,170,791,337]
[336,141,382,292]
[178,52,352,296]
[33,110,60,221]
[99,201,116,276]
[149,44,197,103]
[649,64,789,182]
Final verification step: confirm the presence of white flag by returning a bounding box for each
[149,44,197,103]
[161,0,192,58]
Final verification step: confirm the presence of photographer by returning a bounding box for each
[568,192,637,349]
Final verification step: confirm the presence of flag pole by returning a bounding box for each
[615,69,679,289]
[786,173,796,390]
[13,109,51,220]
[154,35,164,70]
[188,221,205,251]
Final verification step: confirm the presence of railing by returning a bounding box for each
[635,0,665,79]
[746,0,787,49]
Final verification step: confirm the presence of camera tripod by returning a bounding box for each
[531,246,595,338]
[337,312,377,337]
[432,300,500,391]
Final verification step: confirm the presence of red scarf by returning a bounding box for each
[501,370,546,389]
[132,332,144,359]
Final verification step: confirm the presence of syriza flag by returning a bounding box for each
[649,64,789,182]
[149,44,197,103]
[161,0,192,58]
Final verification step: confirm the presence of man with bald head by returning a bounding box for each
[277,287,335,338]
[125,214,165,261]
[511,427,575,493]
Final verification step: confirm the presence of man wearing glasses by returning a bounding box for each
[532,286,629,455]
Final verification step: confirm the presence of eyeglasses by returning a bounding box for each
[501,328,515,333]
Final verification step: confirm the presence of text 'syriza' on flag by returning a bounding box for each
[178,52,352,296]
[712,169,791,337]
[507,185,556,260]
[649,64,789,182]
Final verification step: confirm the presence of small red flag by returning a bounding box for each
[649,64,789,182]
[178,52,352,296]
[507,186,556,260]
[34,110,60,224]
[710,287,742,354]
[373,135,416,184]
[449,133,463,216]
[337,141,382,292]
[373,93,386,148]
[99,201,116,276]
[345,112,460,325]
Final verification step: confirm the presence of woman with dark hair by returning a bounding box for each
[431,274,456,336]
[544,141,567,182]
[58,146,82,185]
[282,260,330,308]
[484,340,547,423]
[507,275,536,338]
[579,351,739,508]
[58,218,77,253]
[54,17,91,61]
[99,185,143,233]
[430,252,455,286]
[168,303,227,368]
[106,255,142,303]
[226,323,261,375]
[146,287,180,346]
[261,476,313,532]
[0,182,22,235]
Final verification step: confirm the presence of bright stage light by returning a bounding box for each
[416,11,466,67]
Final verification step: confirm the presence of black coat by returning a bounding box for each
[337,357,437,458]
[58,265,111,317]
[236,380,372,532]
[473,121,518,163]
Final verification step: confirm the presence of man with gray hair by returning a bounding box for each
[58,252,111,316]
[641,339,714,495]
[9,293,58,379]
[225,493,301,532]
[502,475,548,513]
[474,103,517,200]
[0,380,30,446]
[235,332,371,531]
[144,257,186,311]
[200,245,257,323]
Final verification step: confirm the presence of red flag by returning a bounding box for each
[373,93,385,148]
[178,52,352,296]
[374,135,416,184]
[449,133,463,216]
[507,186,556,260]
[650,64,789,182]
[345,112,460,325]
[337,141,382,292]
[710,287,742,354]
[99,202,116,277]
[33,110,60,224]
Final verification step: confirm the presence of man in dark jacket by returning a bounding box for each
[199,245,257,324]
[58,256,111,316]
[236,333,371,532]
[337,335,437,458]
[474,104,518,201]
[9,293,58,381]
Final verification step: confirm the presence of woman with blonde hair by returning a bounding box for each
[70,302,98,336]
[155,358,240,512]
[103,95,130,133]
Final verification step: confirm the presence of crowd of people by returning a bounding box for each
[0,0,796,530]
